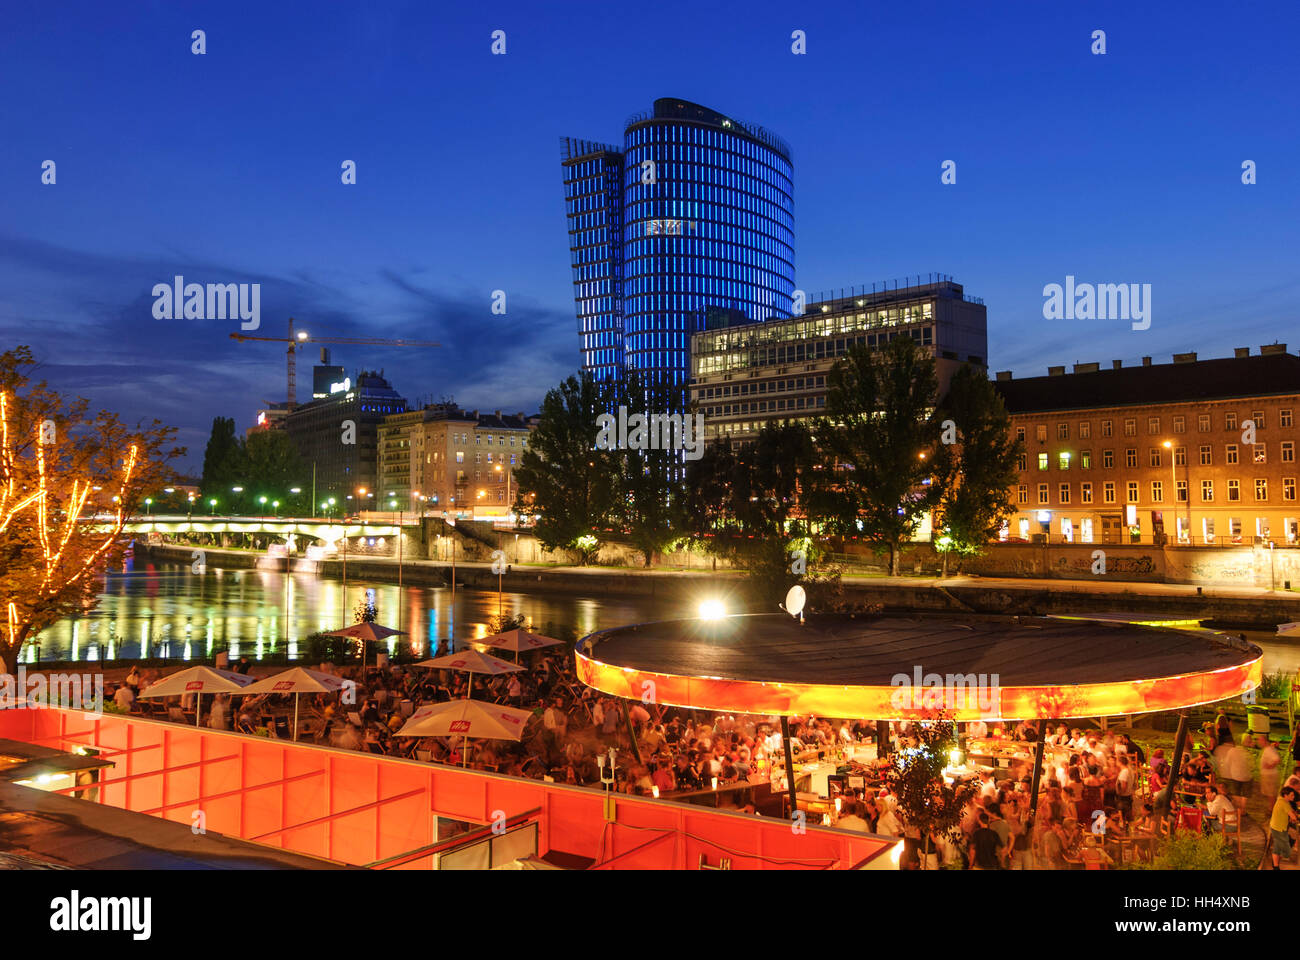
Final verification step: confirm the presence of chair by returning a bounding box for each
[1220,796,1247,856]
[168,706,187,724]
[347,711,363,727]
[416,749,433,762]
[1175,806,1204,833]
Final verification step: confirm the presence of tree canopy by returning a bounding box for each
[1,346,183,672]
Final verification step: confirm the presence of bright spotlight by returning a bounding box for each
[698,599,727,620]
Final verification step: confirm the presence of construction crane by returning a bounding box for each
[230,318,441,410]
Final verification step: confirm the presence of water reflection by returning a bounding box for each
[27,560,658,664]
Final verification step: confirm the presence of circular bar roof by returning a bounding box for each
[574,613,1262,722]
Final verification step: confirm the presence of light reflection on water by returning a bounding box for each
[26,560,653,664]
[25,561,1300,679]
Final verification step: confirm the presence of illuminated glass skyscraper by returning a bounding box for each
[561,98,795,388]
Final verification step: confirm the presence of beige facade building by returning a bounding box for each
[377,405,535,520]
[688,276,987,444]
[996,346,1300,546]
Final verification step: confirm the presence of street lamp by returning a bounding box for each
[186,493,195,520]
[273,500,280,518]
[145,498,153,515]
[208,498,217,516]
[258,495,268,519]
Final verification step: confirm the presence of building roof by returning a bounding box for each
[995,351,1300,414]
[575,612,1262,721]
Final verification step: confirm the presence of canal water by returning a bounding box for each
[25,558,664,665]
[23,559,1300,677]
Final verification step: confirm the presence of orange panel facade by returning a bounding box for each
[0,707,891,870]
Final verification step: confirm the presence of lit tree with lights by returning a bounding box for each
[0,347,182,673]
[881,710,976,869]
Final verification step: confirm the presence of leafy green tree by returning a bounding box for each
[199,416,242,502]
[881,712,976,869]
[613,374,689,567]
[243,429,306,510]
[931,364,1022,574]
[512,372,621,565]
[684,422,815,601]
[811,336,945,576]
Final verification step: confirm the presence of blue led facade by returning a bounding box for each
[561,99,795,387]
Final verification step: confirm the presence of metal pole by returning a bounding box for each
[1165,711,1191,826]
[781,715,798,823]
[623,701,643,764]
[398,508,403,638]
[1026,718,1048,825]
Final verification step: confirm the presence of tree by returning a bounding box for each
[0,346,182,673]
[811,336,945,576]
[199,416,242,501]
[881,712,976,869]
[931,364,1022,575]
[512,372,621,565]
[613,374,689,567]
[684,422,816,601]
[243,429,306,510]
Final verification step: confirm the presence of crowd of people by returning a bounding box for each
[104,649,1300,869]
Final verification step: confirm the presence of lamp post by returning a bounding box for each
[186,493,195,521]
[258,495,268,519]
[1163,441,1175,544]
[273,500,281,519]
[208,498,217,516]
[145,498,153,516]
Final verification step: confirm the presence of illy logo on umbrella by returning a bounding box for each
[449,720,471,732]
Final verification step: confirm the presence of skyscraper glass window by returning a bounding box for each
[561,98,795,387]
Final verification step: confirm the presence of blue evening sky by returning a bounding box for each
[1,0,1296,469]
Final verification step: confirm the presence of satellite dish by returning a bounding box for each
[781,585,806,619]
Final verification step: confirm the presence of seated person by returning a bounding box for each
[1204,785,1236,824]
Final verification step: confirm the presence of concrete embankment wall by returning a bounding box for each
[133,543,1300,628]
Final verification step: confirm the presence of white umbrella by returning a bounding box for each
[481,628,563,662]
[137,666,254,726]
[415,648,522,700]
[238,667,350,741]
[395,699,534,766]
[321,621,408,669]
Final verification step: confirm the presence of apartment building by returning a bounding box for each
[378,404,535,519]
[995,346,1300,545]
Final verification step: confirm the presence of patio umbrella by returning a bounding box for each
[238,667,350,741]
[415,648,522,700]
[394,698,535,766]
[481,627,563,662]
[136,666,254,726]
[321,621,408,669]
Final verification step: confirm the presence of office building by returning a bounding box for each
[282,370,407,507]
[561,98,795,387]
[995,346,1300,545]
[689,274,988,444]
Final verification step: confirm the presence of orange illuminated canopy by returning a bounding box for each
[574,613,1263,722]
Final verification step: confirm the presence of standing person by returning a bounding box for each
[1115,754,1136,820]
[601,697,619,745]
[968,813,1005,870]
[1215,711,1234,746]
[542,698,568,761]
[1222,736,1253,797]
[1259,735,1282,799]
[1269,787,1298,869]
[235,656,252,675]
